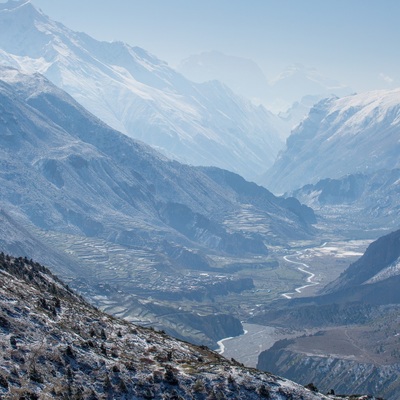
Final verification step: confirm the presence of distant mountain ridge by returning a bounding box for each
[177,52,352,137]
[177,51,271,106]
[177,53,351,113]
[269,64,351,107]
[0,0,284,181]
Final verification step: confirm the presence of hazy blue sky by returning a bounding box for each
[28,0,400,91]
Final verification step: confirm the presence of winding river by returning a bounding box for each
[218,244,326,363]
[281,252,319,299]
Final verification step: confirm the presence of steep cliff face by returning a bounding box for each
[258,340,400,400]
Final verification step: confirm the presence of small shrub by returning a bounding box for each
[192,379,205,393]
[65,345,75,358]
[111,348,119,358]
[112,364,120,373]
[0,374,9,389]
[104,374,112,391]
[153,370,163,383]
[305,382,318,392]
[125,361,136,372]
[29,367,43,383]
[10,336,17,348]
[258,384,271,398]
[164,366,179,385]
[19,391,39,400]
[118,378,128,393]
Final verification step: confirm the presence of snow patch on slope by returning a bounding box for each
[328,89,400,136]
[365,256,400,284]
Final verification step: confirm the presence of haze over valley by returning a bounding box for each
[0,1,399,399]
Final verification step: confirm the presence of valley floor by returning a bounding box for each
[216,239,372,366]
[218,323,305,367]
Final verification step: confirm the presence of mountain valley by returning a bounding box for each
[0,66,316,348]
[0,1,398,399]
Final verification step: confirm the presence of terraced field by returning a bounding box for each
[223,204,273,235]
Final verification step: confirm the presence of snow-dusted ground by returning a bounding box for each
[365,256,400,284]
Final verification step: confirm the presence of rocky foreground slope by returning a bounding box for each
[0,252,376,399]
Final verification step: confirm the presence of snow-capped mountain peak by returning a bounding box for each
[271,63,344,89]
[329,88,400,131]
[0,1,284,181]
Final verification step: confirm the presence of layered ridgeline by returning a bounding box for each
[0,0,284,182]
[264,90,400,193]
[0,67,315,346]
[0,252,358,400]
[177,53,352,139]
[256,229,400,399]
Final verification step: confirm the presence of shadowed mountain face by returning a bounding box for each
[0,0,285,182]
[0,252,343,399]
[321,229,400,295]
[0,66,315,345]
